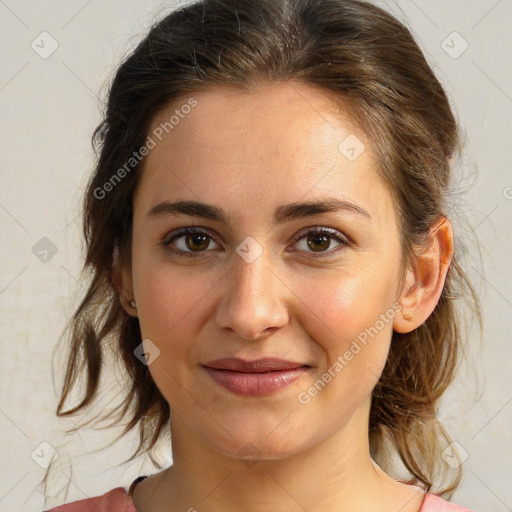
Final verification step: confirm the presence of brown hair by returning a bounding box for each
[54,0,481,497]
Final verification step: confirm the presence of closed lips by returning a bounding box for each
[202,358,312,396]
[202,358,310,372]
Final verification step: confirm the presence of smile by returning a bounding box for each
[202,357,312,396]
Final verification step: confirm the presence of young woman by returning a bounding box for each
[45,0,479,510]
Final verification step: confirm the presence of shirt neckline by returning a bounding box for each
[126,476,429,511]
[128,475,148,503]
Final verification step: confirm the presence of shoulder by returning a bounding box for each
[44,486,136,512]
[422,493,474,511]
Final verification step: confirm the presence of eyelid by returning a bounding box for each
[161,226,222,257]
[162,225,352,258]
[162,226,218,245]
[290,225,352,247]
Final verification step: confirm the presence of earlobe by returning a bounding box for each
[393,216,454,334]
[112,258,138,317]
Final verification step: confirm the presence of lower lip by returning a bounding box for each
[202,366,310,396]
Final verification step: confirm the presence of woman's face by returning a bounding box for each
[126,81,405,460]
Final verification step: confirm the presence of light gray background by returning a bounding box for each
[0,1,511,511]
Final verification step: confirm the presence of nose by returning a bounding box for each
[215,248,290,340]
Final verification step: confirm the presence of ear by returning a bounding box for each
[393,216,454,333]
[112,249,138,318]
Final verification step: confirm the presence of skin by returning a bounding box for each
[115,81,454,512]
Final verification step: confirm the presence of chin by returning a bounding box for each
[198,416,316,464]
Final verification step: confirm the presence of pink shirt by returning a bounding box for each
[45,477,474,511]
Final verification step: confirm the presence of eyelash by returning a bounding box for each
[161,226,352,259]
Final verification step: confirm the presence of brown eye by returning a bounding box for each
[162,226,350,260]
[184,233,210,251]
[306,233,331,252]
[291,227,350,257]
[163,227,220,258]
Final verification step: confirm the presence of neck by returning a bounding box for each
[143,398,412,512]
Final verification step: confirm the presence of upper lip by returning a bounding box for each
[203,357,309,372]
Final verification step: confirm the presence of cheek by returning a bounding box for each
[292,267,397,397]
[297,265,397,344]
[132,259,209,351]
[132,265,212,407]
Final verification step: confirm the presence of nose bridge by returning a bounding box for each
[215,245,289,339]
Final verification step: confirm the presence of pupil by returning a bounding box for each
[308,234,329,252]
[187,233,209,251]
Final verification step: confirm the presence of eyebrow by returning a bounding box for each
[146,198,372,226]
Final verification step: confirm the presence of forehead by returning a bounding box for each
[146,81,364,167]
[135,81,395,227]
